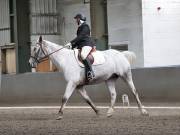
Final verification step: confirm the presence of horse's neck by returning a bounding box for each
[43,40,70,70]
[44,40,63,51]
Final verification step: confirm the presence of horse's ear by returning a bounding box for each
[39,36,42,43]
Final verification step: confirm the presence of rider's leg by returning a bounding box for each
[81,46,92,60]
[82,58,95,81]
[81,46,95,81]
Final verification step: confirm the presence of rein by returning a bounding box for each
[31,43,69,63]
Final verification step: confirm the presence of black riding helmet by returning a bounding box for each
[74,13,86,21]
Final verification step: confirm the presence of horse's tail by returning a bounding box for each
[122,51,136,65]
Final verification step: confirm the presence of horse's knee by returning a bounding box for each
[79,90,89,99]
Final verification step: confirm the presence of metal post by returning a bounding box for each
[90,0,108,50]
[11,0,31,73]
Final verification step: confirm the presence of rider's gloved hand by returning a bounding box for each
[65,42,72,49]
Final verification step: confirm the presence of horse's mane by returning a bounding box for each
[43,40,64,48]
[43,40,73,55]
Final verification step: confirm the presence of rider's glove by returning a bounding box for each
[65,42,72,49]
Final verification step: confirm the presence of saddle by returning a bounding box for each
[74,48,105,67]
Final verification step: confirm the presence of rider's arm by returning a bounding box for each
[70,24,90,48]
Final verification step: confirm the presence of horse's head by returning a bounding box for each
[29,36,47,68]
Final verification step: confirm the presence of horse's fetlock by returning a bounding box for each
[62,97,67,103]
[58,110,63,115]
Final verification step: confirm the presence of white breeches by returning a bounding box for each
[81,46,92,60]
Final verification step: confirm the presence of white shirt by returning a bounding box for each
[78,20,85,27]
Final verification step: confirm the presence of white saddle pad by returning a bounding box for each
[74,49,105,67]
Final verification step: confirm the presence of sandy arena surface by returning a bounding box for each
[0,106,180,135]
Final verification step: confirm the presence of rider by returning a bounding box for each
[66,13,95,82]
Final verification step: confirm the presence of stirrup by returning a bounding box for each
[87,71,95,81]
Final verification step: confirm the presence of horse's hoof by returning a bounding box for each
[95,109,99,114]
[107,113,113,117]
[107,108,114,117]
[95,110,101,116]
[141,108,149,116]
[56,115,63,120]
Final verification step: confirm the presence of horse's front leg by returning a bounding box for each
[77,86,99,115]
[56,81,77,120]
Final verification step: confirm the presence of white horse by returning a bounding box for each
[29,36,148,120]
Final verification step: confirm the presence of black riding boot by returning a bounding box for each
[82,58,95,82]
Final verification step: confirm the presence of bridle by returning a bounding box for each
[30,42,69,64]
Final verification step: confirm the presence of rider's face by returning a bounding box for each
[75,18,80,25]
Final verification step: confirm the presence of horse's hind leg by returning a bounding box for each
[105,78,117,117]
[123,69,149,116]
[77,86,99,115]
